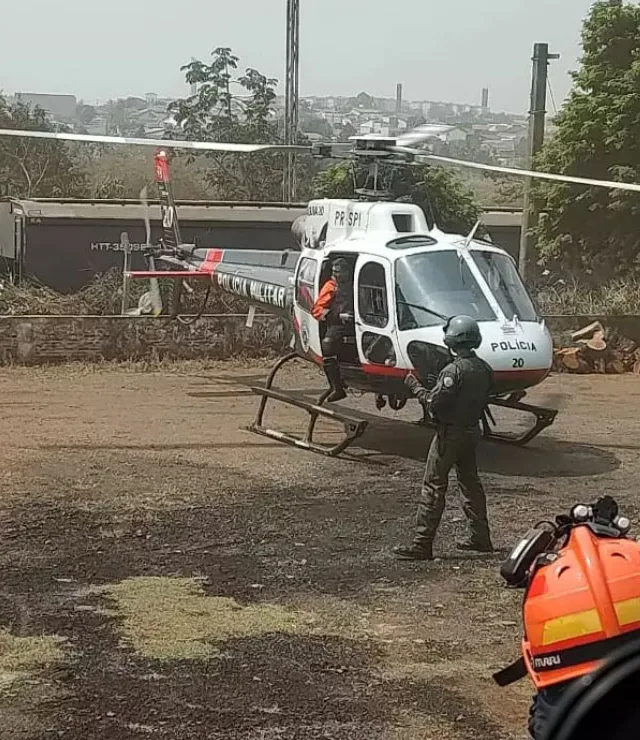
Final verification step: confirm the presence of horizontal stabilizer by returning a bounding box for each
[130,247,300,314]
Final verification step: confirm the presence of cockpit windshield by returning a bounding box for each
[469,250,539,322]
[395,251,496,330]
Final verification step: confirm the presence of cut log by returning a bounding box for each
[585,333,607,352]
[571,321,605,343]
[606,360,625,374]
[575,358,591,374]
[616,337,637,355]
[561,348,582,371]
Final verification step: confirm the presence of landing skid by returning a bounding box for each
[419,392,558,446]
[245,352,368,457]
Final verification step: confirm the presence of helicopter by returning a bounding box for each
[2,125,640,457]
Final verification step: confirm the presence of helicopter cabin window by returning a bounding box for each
[295,257,318,313]
[470,250,538,322]
[392,213,414,232]
[362,332,397,366]
[358,261,389,328]
[395,251,496,330]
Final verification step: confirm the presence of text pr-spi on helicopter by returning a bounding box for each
[3,125,640,456]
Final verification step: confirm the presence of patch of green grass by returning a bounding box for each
[0,628,66,692]
[97,576,309,660]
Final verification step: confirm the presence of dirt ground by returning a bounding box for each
[0,359,638,740]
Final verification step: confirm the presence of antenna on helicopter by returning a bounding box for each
[463,219,484,248]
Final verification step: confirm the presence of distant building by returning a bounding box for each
[13,92,77,121]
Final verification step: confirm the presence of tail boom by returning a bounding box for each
[127,247,298,316]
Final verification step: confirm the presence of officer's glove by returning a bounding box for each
[404,372,421,391]
[405,371,438,390]
[339,312,354,324]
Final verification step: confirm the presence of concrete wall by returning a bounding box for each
[0,315,289,365]
[1,313,639,367]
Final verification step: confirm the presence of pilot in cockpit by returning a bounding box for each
[311,257,354,402]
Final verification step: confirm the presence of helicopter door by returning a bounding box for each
[293,254,323,359]
[354,256,400,369]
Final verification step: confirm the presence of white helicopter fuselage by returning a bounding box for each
[290,198,552,397]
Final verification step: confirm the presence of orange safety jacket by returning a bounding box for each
[311,278,338,321]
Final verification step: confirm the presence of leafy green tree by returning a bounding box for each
[167,48,289,201]
[312,161,482,235]
[86,148,213,200]
[532,0,640,279]
[0,96,86,198]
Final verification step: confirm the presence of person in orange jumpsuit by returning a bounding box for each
[311,257,353,402]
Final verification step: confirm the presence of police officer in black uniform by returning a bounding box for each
[394,315,495,560]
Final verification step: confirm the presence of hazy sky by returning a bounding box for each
[1,0,596,113]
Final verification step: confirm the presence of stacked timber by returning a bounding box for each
[553,321,640,374]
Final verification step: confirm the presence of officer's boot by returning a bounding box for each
[456,539,494,553]
[456,529,494,553]
[323,356,347,403]
[393,541,434,561]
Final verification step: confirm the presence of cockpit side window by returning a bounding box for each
[470,250,538,322]
[295,257,318,313]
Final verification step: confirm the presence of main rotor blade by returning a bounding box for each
[396,124,451,148]
[0,128,310,154]
[422,153,640,194]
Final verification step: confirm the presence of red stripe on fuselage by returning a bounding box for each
[300,348,549,385]
[201,249,224,274]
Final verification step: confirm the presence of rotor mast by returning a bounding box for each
[284,0,300,202]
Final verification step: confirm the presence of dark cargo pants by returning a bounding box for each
[414,425,492,548]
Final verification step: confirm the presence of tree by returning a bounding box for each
[76,103,97,126]
[167,48,291,201]
[312,161,482,235]
[0,96,87,198]
[532,0,640,279]
[85,148,213,200]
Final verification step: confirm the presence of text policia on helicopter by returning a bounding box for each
[394,315,494,561]
[493,496,640,740]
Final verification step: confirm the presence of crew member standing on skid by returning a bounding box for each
[394,315,494,561]
[311,257,353,403]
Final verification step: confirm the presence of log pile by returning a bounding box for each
[553,321,640,374]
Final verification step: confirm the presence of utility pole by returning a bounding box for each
[284,0,300,203]
[518,42,559,280]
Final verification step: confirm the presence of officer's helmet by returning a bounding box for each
[443,315,482,350]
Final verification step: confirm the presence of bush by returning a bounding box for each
[535,276,640,316]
